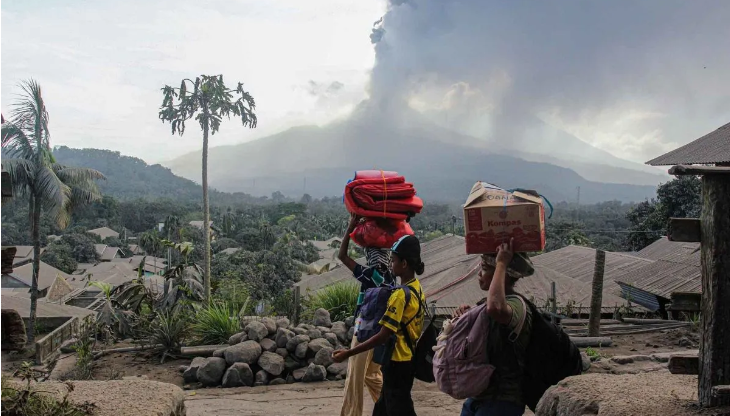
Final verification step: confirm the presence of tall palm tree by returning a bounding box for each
[1,80,105,342]
[159,75,257,303]
[164,215,181,270]
[139,230,162,276]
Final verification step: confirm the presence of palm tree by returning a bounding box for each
[139,230,162,276]
[159,75,257,303]
[1,80,105,342]
[164,215,181,269]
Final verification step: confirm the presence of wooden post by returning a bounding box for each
[293,285,301,326]
[588,250,606,337]
[698,173,730,407]
[550,281,557,322]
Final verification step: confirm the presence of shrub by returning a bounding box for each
[190,303,240,345]
[305,281,359,322]
[143,310,190,363]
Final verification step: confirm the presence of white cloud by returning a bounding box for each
[1,0,386,162]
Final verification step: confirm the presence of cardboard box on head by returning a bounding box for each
[463,182,546,254]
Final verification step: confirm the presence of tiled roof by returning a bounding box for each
[87,227,120,240]
[647,122,730,166]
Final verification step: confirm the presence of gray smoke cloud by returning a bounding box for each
[366,0,730,162]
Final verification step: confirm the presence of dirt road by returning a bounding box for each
[185,380,531,416]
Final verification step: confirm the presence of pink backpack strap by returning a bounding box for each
[507,295,528,343]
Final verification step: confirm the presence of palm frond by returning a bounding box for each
[12,80,49,146]
[1,121,35,159]
[35,165,71,227]
[53,165,106,183]
[0,158,35,200]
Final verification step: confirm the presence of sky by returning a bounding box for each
[1,0,386,163]
[2,0,730,166]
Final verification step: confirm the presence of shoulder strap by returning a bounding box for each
[398,286,424,358]
[507,295,529,343]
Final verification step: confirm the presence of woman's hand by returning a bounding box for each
[332,349,351,363]
[347,213,361,232]
[453,304,471,318]
[496,238,514,267]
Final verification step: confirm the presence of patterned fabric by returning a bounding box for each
[352,265,396,317]
[365,247,391,271]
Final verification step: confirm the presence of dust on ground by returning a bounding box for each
[581,327,700,358]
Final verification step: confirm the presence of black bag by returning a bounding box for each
[516,295,582,411]
[401,288,437,383]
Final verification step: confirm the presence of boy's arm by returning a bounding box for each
[337,214,360,272]
[486,239,515,325]
[331,326,394,362]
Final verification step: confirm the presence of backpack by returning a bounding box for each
[355,284,400,343]
[515,295,582,411]
[402,289,437,383]
[433,302,524,399]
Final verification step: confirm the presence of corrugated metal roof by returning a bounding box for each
[636,237,700,261]
[647,122,730,166]
[615,250,701,300]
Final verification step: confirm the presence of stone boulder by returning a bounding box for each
[324,333,339,347]
[287,334,310,352]
[247,321,269,342]
[303,363,327,382]
[258,351,285,376]
[276,348,289,358]
[308,338,333,355]
[255,370,269,386]
[316,326,332,334]
[331,322,348,343]
[285,356,302,373]
[347,327,355,341]
[260,338,277,352]
[222,363,253,388]
[295,342,309,359]
[276,317,291,329]
[308,329,323,340]
[313,308,332,327]
[212,348,226,358]
[327,362,348,378]
[228,331,247,345]
[261,317,278,335]
[1,309,27,351]
[291,327,308,336]
[276,328,295,348]
[270,378,286,385]
[196,357,227,387]
[183,357,206,384]
[292,368,307,382]
[345,316,354,327]
[314,347,334,367]
[224,340,262,366]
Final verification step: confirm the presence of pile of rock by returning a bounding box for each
[182,308,355,388]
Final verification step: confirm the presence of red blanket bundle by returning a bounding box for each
[350,218,414,249]
[344,171,423,220]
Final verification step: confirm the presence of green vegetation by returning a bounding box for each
[143,310,191,363]
[304,281,360,322]
[191,303,241,345]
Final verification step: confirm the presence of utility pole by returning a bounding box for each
[575,186,581,223]
[588,249,606,337]
[451,215,457,234]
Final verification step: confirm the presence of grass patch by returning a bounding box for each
[305,281,359,322]
[190,302,240,345]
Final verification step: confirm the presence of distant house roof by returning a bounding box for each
[296,235,638,315]
[127,244,143,255]
[100,246,120,261]
[2,245,44,266]
[46,274,75,302]
[7,261,80,292]
[82,261,139,287]
[112,255,167,275]
[1,294,96,319]
[309,237,342,251]
[189,221,213,229]
[219,247,242,256]
[635,237,700,261]
[647,122,730,166]
[88,227,120,240]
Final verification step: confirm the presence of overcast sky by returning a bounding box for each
[1,0,385,163]
[2,0,729,165]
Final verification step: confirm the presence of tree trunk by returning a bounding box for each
[202,123,211,304]
[588,249,606,337]
[699,174,730,407]
[28,194,41,343]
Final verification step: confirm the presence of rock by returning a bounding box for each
[2,379,186,416]
[295,342,309,359]
[308,329,323,339]
[60,338,78,354]
[270,378,286,385]
[314,347,334,367]
[183,357,207,384]
[316,326,332,334]
[260,338,277,352]
[228,331,247,345]
[286,375,295,384]
[347,327,355,341]
[285,356,302,372]
[255,370,269,385]
[276,317,290,329]
[178,365,187,374]
[580,352,591,372]
[327,362,348,377]
[292,368,307,382]
[196,357,227,387]
[345,316,355,327]
[276,328,295,348]
[291,327,308,336]
[308,338,333,355]
[261,317,278,335]
[222,362,253,387]
[287,334,311,352]
[313,308,332,327]
[224,340,262,365]
[213,348,226,358]
[610,355,651,365]
[303,363,327,382]
[247,321,269,342]
[678,337,694,347]
[299,323,315,330]
[324,333,339,347]
[258,351,285,376]
[276,348,289,358]
[1,309,27,350]
[331,322,348,343]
